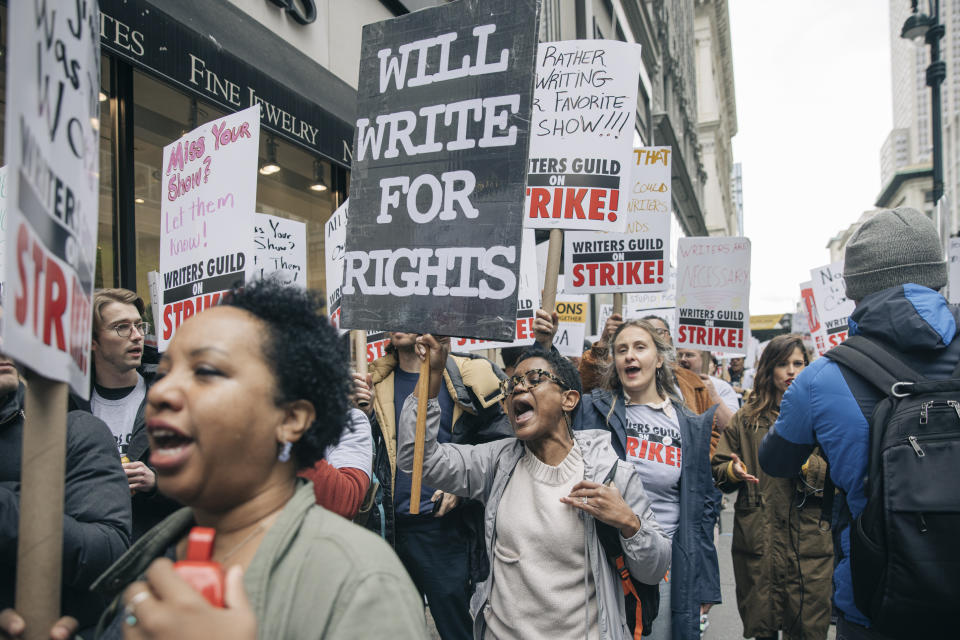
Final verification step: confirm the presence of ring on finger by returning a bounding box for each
[581,496,588,506]
[124,590,152,626]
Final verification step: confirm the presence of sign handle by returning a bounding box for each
[613,293,623,317]
[409,347,431,515]
[541,229,563,312]
[351,330,370,410]
[16,371,68,640]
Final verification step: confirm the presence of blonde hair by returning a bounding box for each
[92,288,144,334]
[602,319,682,405]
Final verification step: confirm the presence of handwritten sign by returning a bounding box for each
[253,213,306,288]
[524,40,641,232]
[453,229,540,352]
[325,199,349,329]
[323,200,390,363]
[949,238,960,304]
[4,2,100,395]
[800,280,827,356]
[810,261,853,351]
[341,0,539,341]
[676,237,751,354]
[158,105,260,351]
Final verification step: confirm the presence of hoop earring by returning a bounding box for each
[278,441,292,463]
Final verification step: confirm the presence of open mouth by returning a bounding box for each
[148,425,195,469]
[624,365,642,377]
[512,397,535,424]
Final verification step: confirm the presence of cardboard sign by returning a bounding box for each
[341,0,539,341]
[3,4,100,395]
[323,200,391,363]
[158,105,260,351]
[676,237,751,354]
[800,280,828,356]
[552,281,588,357]
[524,40,641,232]
[598,304,676,342]
[563,213,669,293]
[325,199,349,329]
[454,229,540,352]
[810,261,854,350]
[949,238,960,305]
[626,147,671,215]
[253,213,307,288]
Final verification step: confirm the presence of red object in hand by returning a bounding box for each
[173,527,225,607]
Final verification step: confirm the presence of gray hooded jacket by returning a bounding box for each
[398,395,672,639]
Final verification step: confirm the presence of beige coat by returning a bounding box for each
[711,410,834,640]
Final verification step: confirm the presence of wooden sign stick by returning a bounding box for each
[16,370,68,640]
[351,330,370,410]
[541,228,563,313]
[613,293,623,317]
[409,345,431,515]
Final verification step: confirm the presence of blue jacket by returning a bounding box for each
[759,284,960,627]
[573,389,721,640]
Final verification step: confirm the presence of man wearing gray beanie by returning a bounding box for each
[759,207,960,639]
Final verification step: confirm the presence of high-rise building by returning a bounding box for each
[877,0,960,234]
[694,0,739,237]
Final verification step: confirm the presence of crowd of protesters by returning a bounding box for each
[1,205,957,639]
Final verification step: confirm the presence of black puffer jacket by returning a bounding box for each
[0,383,131,633]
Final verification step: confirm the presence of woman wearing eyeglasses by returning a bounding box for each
[573,319,721,640]
[397,335,671,640]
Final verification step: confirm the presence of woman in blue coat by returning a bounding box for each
[573,319,722,640]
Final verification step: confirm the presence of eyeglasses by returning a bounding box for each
[107,322,151,338]
[500,368,570,396]
[652,328,670,337]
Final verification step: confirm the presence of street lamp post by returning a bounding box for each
[902,0,946,205]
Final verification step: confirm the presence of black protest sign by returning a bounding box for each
[340,0,540,341]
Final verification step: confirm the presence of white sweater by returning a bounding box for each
[484,443,600,639]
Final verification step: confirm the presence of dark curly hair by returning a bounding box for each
[221,281,350,469]
[515,346,583,395]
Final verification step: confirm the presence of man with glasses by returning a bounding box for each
[71,288,179,538]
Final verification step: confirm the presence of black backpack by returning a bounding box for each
[825,335,960,637]
[594,460,660,638]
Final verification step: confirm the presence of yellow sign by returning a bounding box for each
[750,314,785,331]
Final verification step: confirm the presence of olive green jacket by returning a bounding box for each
[91,482,427,639]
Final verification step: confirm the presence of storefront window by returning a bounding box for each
[97,55,116,289]
[131,69,337,316]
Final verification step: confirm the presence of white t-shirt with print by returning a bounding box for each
[623,399,682,537]
[91,373,146,459]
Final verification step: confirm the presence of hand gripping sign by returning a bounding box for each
[675,237,751,355]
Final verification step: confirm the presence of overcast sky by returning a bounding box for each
[728,2,893,314]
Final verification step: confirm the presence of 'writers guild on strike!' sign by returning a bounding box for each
[4,0,100,396]
[340,0,540,341]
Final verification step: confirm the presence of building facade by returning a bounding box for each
[694,0,739,236]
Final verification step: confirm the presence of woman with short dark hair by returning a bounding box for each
[91,282,425,640]
[711,334,832,640]
[398,335,671,640]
